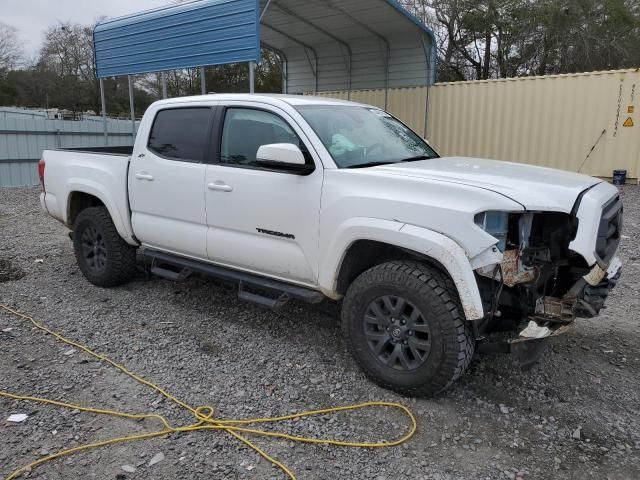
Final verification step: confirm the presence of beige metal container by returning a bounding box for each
[311,69,640,180]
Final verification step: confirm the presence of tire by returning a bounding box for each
[341,261,475,397]
[73,206,137,287]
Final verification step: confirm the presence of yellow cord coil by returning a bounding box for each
[0,304,417,480]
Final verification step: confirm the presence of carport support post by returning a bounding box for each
[249,61,255,94]
[128,75,136,139]
[161,72,168,99]
[100,78,108,146]
[200,67,206,95]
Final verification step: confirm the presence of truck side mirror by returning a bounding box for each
[256,143,314,175]
[257,143,306,165]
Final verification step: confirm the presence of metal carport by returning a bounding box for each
[259,0,437,95]
[93,0,436,135]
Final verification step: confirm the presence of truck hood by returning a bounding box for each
[374,157,601,212]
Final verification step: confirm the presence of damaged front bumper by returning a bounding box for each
[508,256,622,367]
[525,255,622,331]
[474,255,623,367]
[474,185,623,368]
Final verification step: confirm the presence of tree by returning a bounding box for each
[535,0,640,74]
[36,22,99,113]
[401,0,640,82]
[139,48,283,99]
[0,22,22,73]
[34,22,154,116]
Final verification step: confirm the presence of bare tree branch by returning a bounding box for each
[0,22,23,73]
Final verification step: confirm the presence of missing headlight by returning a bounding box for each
[475,211,509,251]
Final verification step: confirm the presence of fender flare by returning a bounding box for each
[63,180,137,246]
[319,218,485,320]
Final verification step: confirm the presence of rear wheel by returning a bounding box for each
[73,207,137,287]
[342,261,475,397]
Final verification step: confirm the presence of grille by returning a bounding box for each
[595,195,622,262]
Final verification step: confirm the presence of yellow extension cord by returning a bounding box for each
[0,304,417,480]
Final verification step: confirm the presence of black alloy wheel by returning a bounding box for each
[80,225,107,274]
[73,206,137,287]
[342,261,475,397]
[363,295,432,371]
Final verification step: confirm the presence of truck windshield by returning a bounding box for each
[296,105,438,168]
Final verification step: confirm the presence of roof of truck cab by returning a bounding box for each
[151,93,370,109]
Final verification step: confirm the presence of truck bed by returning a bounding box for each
[41,147,136,244]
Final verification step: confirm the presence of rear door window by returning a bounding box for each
[148,108,212,162]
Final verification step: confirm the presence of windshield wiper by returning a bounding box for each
[399,154,437,162]
[345,155,437,169]
[345,161,395,169]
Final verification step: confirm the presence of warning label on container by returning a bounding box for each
[623,117,634,127]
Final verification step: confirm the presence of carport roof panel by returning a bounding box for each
[94,0,261,78]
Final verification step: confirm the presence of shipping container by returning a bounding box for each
[312,69,640,181]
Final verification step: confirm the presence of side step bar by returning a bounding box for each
[144,249,324,308]
[150,264,192,282]
[238,282,290,310]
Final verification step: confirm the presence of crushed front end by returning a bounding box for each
[473,183,623,366]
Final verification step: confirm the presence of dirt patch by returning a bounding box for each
[0,258,25,283]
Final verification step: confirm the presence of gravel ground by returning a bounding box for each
[1,186,639,480]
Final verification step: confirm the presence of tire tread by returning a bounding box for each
[342,260,475,397]
[73,207,137,287]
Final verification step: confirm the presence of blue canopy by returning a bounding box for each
[94,0,261,78]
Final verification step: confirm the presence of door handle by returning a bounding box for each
[135,173,154,181]
[208,182,233,192]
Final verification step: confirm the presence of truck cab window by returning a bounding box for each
[220,108,308,168]
[148,108,211,162]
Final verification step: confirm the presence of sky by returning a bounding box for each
[3,0,171,60]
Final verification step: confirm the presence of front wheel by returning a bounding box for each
[341,261,475,397]
[73,206,137,287]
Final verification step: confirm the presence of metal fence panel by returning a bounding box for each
[0,112,137,187]
[310,69,640,180]
[0,162,38,187]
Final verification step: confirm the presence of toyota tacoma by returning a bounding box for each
[38,94,623,396]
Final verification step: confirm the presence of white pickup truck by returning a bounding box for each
[39,94,623,396]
